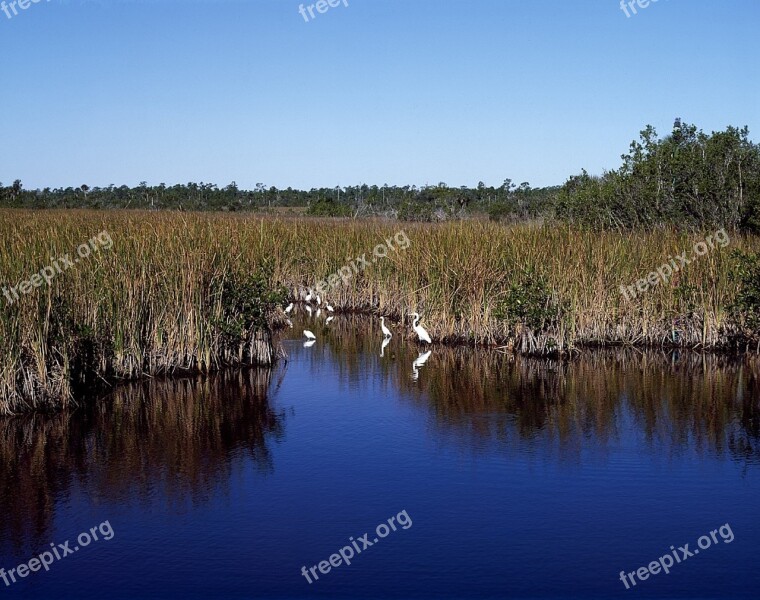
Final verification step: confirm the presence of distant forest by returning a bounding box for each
[3,120,759,230]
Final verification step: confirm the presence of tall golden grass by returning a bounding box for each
[1,209,758,412]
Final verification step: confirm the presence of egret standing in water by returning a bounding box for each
[410,312,432,344]
[380,316,392,339]
[303,330,316,341]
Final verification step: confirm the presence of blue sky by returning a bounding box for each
[1,0,759,190]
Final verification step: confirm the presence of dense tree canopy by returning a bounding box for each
[556,120,760,230]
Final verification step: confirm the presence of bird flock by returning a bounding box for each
[284,288,433,379]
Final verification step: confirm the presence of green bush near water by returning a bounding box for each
[730,250,760,333]
[494,268,568,333]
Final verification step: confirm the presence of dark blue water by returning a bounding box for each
[1,316,759,599]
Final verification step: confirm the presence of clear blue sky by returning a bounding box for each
[1,0,758,190]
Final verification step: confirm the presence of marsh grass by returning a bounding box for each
[275,219,757,350]
[0,210,283,413]
[1,209,758,412]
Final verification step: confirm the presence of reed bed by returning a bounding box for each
[1,209,758,412]
[271,218,758,350]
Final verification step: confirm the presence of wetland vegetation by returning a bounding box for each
[2,121,760,412]
[2,211,760,412]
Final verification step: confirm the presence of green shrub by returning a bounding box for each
[397,200,435,222]
[494,268,567,331]
[487,202,517,222]
[306,200,351,217]
[213,260,286,350]
[729,250,760,332]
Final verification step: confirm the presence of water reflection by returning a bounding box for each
[412,350,432,381]
[3,314,759,565]
[417,349,758,464]
[0,369,283,550]
[282,315,760,465]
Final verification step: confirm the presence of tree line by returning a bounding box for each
[0,177,558,222]
[3,120,759,230]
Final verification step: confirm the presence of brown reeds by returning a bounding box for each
[1,209,758,412]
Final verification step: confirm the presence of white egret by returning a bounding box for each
[303,330,316,340]
[316,294,321,306]
[411,312,432,344]
[380,316,392,338]
[286,319,293,328]
[305,290,313,303]
[316,308,322,318]
[305,305,312,316]
[284,303,294,314]
[326,304,335,312]
[325,316,334,324]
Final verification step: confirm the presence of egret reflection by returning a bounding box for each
[412,350,432,381]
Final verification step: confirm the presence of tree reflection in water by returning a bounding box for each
[403,349,760,465]
[283,315,760,465]
[0,369,283,550]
